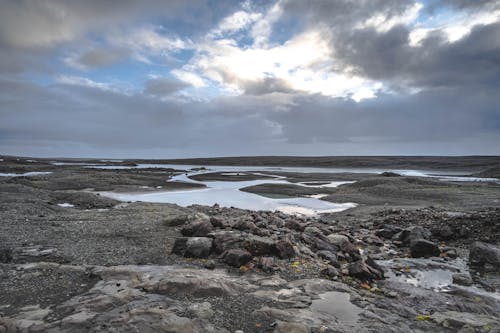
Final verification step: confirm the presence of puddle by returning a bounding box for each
[0,172,52,177]
[57,203,75,208]
[379,258,500,301]
[311,291,362,325]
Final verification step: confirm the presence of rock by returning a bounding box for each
[210,216,231,228]
[163,214,189,226]
[452,273,473,286]
[375,225,402,239]
[233,220,258,232]
[222,249,253,267]
[380,171,400,177]
[301,233,338,253]
[274,239,296,259]
[469,241,500,270]
[212,231,244,254]
[320,265,339,279]
[327,234,359,258]
[185,237,213,258]
[273,321,310,333]
[244,236,275,256]
[181,219,214,237]
[172,237,213,258]
[0,248,13,263]
[326,234,349,246]
[317,251,339,267]
[258,256,276,273]
[410,239,440,258]
[347,257,384,281]
[433,224,455,240]
[303,226,322,235]
[431,311,500,330]
[171,237,189,256]
[285,219,306,232]
[397,226,432,245]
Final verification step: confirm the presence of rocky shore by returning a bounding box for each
[1,157,499,332]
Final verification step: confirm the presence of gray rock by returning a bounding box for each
[274,239,296,259]
[222,249,253,267]
[375,225,402,239]
[273,321,310,333]
[347,257,384,281]
[185,237,213,258]
[452,273,473,286]
[410,239,440,258]
[233,220,257,232]
[244,235,275,256]
[469,241,500,270]
[397,226,432,245]
[317,250,339,267]
[258,256,276,273]
[0,248,13,263]
[181,219,214,237]
[285,219,306,232]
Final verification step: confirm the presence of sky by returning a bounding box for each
[0,0,499,158]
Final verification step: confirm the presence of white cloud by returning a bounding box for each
[409,5,500,46]
[210,10,262,37]
[171,69,207,88]
[358,2,423,33]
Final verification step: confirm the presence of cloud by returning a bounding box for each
[143,77,189,97]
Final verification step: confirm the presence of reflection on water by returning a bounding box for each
[101,171,356,216]
[311,291,362,325]
[0,172,52,177]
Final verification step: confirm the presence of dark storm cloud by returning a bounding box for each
[332,22,500,89]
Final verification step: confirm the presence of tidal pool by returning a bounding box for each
[311,291,362,325]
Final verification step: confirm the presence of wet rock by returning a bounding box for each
[181,219,214,237]
[469,241,500,270]
[274,239,296,259]
[273,321,310,333]
[222,249,253,267]
[0,248,13,263]
[431,311,500,330]
[410,239,440,258]
[244,235,275,256]
[347,257,384,281]
[285,219,306,232]
[452,273,473,286]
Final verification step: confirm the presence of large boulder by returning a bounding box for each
[172,237,213,258]
[469,241,500,270]
[244,235,276,256]
[410,239,440,258]
[285,219,306,232]
[222,249,253,267]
